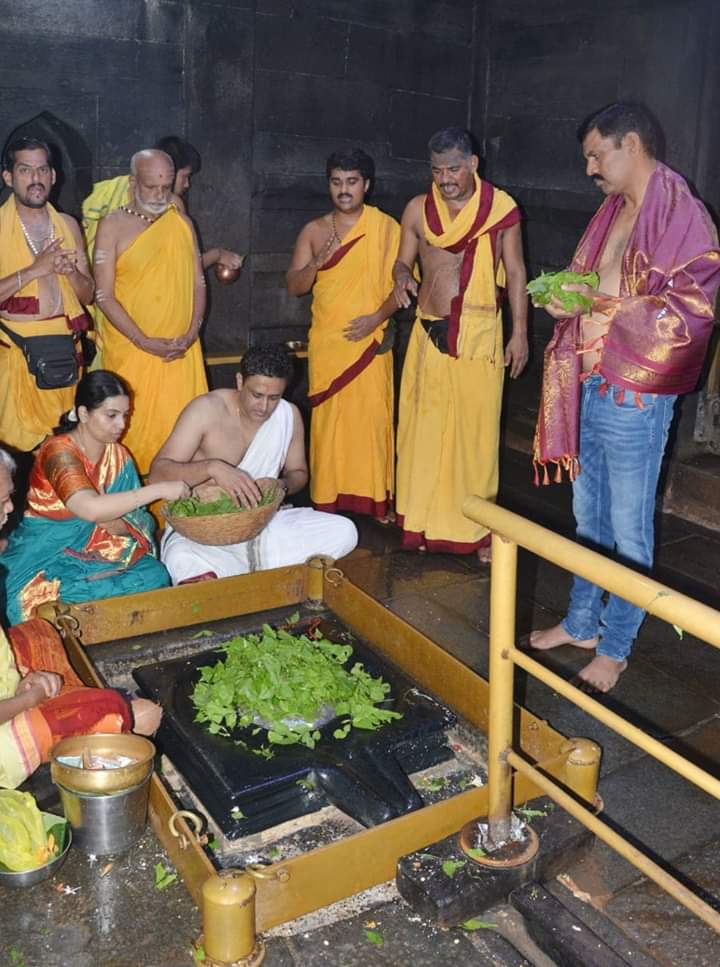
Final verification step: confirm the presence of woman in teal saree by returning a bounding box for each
[2,371,189,624]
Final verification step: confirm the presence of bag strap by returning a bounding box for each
[0,319,29,353]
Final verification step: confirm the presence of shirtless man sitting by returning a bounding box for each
[148,343,358,583]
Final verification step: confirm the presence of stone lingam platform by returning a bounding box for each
[133,616,457,838]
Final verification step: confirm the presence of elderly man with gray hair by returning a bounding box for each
[91,149,208,474]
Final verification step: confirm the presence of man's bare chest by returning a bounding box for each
[116,221,151,259]
[197,421,258,467]
[419,239,462,274]
[598,211,637,274]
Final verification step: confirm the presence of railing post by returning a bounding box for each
[487,533,518,845]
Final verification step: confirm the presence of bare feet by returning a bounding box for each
[377,510,396,526]
[476,545,492,564]
[527,624,598,651]
[575,655,627,693]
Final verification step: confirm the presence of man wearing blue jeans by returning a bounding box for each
[529,102,720,692]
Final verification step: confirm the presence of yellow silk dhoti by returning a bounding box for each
[0,196,88,451]
[308,205,399,518]
[396,175,519,551]
[396,316,504,551]
[98,207,207,474]
[0,317,77,452]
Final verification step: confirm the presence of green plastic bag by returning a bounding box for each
[0,789,49,872]
[527,270,600,313]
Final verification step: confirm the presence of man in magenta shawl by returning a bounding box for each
[528,102,720,692]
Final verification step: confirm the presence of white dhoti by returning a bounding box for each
[161,399,358,584]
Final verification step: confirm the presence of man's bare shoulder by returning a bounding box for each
[402,194,426,224]
[189,390,233,418]
[97,208,128,233]
[59,212,81,232]
[299,213,332,239]
[59,212,83,243]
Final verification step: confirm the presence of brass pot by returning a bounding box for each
[50,733,155,795]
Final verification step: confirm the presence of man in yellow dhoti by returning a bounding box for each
[287,149,400,519]
[0,138,94,451]
[393,128,528,561]
[93,149,208,474]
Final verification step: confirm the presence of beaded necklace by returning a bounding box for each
[19,213,54,256]
[119,205,159,224]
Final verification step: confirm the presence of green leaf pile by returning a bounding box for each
[527,270,600,313]
[167,486,278,518]
[191,624,402,749]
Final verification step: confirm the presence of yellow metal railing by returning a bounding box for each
[463,496,720,932]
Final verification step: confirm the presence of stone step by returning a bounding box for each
[662,453,720,533]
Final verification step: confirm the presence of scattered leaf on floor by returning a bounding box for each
[515,806,547,819]
[418,776,446,791]
[99,863,113,877]
[365,929,384,946]
[192,629,213,639]
[442,859,466,878]
[460,918,497,930]
[154,863,178,891]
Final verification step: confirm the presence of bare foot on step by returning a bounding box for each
[526,624,598,651]
[575,655,627,693]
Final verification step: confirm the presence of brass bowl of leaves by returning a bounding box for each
[162,477,284,546]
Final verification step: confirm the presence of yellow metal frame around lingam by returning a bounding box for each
[38,558,594,932]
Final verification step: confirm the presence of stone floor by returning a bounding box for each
[3,442,720,966]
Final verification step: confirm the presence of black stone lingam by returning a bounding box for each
[133,620,455,837]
